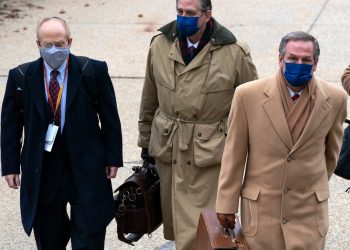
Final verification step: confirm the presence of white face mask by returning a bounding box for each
[40,46,70,69]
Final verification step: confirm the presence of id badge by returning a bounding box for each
[44,124,59,152]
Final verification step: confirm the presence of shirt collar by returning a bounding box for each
[287,87,303,97]
[44,59,68,77]
[186,37,199,48]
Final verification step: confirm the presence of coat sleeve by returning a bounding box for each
[94,61,123,167]
[325,91,348,179]
[138,48,159,148]
[1,68,24,176]
[341,65,350,95]
[216,89,249,214]
[234,40,258,87]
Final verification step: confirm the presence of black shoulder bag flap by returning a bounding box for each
[114,162,162,245]
[335,119,350,180]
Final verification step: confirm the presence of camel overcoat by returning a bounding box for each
[138,18,257,250]
[216,74,347,250]
[341,65,350,95]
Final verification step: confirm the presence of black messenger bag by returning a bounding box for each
[334,119,350,180]
[114,162,162,245]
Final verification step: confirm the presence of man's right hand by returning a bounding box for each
[141,148,155,165]
[5,174,20,189]
[217,213,236,229]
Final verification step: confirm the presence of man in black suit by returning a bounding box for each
[1,17,123,249]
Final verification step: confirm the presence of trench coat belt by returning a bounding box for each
[156,109,226,152]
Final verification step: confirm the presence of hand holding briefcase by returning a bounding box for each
[195,209,249,250]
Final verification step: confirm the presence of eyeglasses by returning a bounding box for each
[40,42,67,49]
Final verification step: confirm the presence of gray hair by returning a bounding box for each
[37,16,71,40]
[279,31,320,60]
[176,0,212,11]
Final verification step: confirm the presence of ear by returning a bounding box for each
[204,10,212,22]
[278,54,284,69]
[67,38,73,48]
[313,58,318,72]
[36,40,41,48]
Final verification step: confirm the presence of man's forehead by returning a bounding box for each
[177,0,200,8]
[285,40,314,52]
[40,19,65,31]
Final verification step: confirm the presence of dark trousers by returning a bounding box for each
[33,165,106,250]
[33,130,106,250]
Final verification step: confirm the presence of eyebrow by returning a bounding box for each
[288,53,312,59]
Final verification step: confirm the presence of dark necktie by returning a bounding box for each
[189,45,196,59]
[49,70,61,126]
[292,93,300,102]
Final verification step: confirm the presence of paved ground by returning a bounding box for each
[0,0,350,249]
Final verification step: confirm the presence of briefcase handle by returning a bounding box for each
[224,219,248,250]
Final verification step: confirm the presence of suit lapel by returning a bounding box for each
[65,54,83,114]
[262,77,294,150]
[290,80,331,153]
[27,58,45,121]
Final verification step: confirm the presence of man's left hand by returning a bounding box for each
[106,166,118,179]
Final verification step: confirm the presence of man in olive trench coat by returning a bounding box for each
[138,0,257,249]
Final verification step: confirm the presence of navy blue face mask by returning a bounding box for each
[283,62,313,87]
[177,15,200,37]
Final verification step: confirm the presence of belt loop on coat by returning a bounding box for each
[177,119,188,151]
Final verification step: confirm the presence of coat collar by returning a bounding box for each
[26,54,83,121]
[262,76,294,149]
[26,57,46,121]
[158,17,237,45]
[262,73,331,152]
[65,54,83,113]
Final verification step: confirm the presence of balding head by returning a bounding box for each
[36,17,72,49]
[37,17,71,40]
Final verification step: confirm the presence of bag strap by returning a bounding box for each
[117,209,144,245]
[77,56,99,106]
[15,62,32,114]
[14,56,98,114]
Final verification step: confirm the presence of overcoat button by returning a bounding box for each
[187,160,191,165]
[282,219,289,224]
[193,114,197,119]
[287,156,293,162]
[175,111,179,116]
[197,133,202,137]
[173,160,177,164]
[164,129,169,133]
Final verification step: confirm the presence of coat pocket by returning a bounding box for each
[149,112,174,164]
[241,187,260,237]
[315,187,329,237]
[193,121,226,167]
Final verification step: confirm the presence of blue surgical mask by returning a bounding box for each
[177,15,199,37]
[40,46,70,69]
[283,62,313,87]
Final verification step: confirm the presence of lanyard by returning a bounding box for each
[43,58,69,123]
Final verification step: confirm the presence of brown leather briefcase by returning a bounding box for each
[195,209,249,250]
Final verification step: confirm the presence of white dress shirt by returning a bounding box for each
[287,87,304,97]
[186,37,199,48]
[44,60,68,131]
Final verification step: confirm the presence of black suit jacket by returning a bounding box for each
[1,54,123,235]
